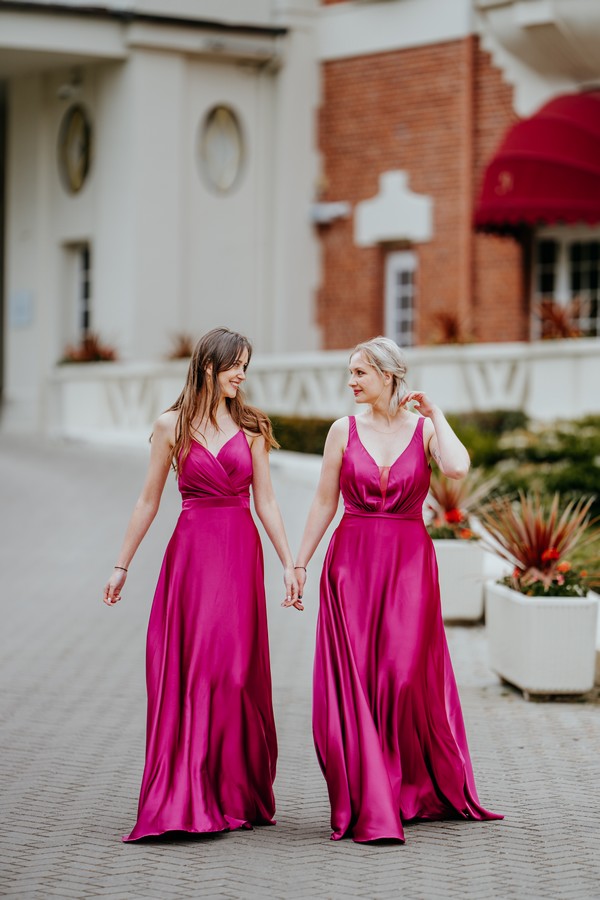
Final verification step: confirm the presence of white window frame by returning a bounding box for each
[384,250,416,348]
[532,225,600,338]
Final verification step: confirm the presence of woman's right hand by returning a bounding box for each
[281,565,304,612]
[103,569,127,607]
[295,567,307,602]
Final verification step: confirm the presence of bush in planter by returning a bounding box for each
[426,470,498,622]
[478,491,596,597]
[60,332,118,363]
[426,469,498,541]
[166,333,196,360]
[478,491,599,696]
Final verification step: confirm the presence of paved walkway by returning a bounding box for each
[1,434,599,900]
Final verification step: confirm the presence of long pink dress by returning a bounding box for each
[313,415,502,843]
[124,432,277,841]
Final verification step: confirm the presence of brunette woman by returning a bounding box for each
[104,327,302,841]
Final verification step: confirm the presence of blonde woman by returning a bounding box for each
[292,336,502,843]
[104,327,302,841]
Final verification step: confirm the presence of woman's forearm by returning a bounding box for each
[114,499,160,569]
[296,496,339,569]
[254,498,295,568]
[430,408,470,478]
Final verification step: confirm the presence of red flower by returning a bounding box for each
[458,528,473,540]
[512,567,521,578]
[444,508,464,524]
[556,561,571,573]
[541,547,560,562]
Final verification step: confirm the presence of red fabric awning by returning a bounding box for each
[474,91,600,234]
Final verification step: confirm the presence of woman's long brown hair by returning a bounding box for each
[167,327,279,472]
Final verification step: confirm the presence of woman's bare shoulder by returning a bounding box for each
[329,416,351,436]
[153,410,178,444]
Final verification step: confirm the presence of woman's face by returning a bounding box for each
[348,351,386,405]
[216,346,249,399]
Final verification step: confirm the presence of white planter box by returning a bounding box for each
[434,540,486,622]
[485,581,599,697]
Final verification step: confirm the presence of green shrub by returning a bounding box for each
[444,410,528,467]
[448,409,529,435]
[270,415,333,455]
[543,463,600,519]
[570,527,600,592]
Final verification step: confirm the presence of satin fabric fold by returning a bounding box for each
[313,416,502,843]
[124,432,277,842]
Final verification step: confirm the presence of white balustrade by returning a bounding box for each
[47,338,600,444]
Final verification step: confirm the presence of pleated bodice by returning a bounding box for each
[340,415,429,518]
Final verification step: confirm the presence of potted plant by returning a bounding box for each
[427,470,497,622]
[480,491,598,698]
[59,332,118,363]
[166,332,196,360]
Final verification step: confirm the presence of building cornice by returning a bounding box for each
[319,0,473,62]
[0,1,288,38]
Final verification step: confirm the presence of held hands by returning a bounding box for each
[103,568,127,607]
[400,390,439,419]
[281,564,304,612]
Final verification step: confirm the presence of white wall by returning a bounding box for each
[2,4,321,429]
[5,77,47,428]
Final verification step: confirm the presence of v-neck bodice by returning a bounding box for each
[178,430,252,504]
[340,415,429,517]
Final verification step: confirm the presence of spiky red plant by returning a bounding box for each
[427,470,497,521]
[426,470,498,540]
[479,491,594,589]
[534,297,585,339]
[167,333,196,360]
[61,332,118,363]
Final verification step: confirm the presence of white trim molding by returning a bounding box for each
[355,171,433,247]
[476,0,600,116]
[319,0,473,62]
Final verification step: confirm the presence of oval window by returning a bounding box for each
[57,104,92,194]
[198,105,244,194]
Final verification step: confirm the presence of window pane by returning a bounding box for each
[538,240,556,266]
[539,271,554,295]
[570,242,581,265]
[386,253,415,348]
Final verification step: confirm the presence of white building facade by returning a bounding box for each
[2,0,600,434]
[0,0,320,429]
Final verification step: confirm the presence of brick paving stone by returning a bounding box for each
[1,434,600,899]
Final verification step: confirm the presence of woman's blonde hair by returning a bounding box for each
[350,336,408,415]
[167,327,278,471]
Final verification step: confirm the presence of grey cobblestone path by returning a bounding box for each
[1,435,599,899]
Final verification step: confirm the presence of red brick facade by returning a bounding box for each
[317,35,526,348]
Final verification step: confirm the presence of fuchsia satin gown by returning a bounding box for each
[313,415,502,842]
[124,432,277,841]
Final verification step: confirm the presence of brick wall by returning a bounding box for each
[317,35,527,348]
[473,44,526,341]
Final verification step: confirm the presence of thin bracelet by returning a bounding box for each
[294,566,307,573]
[114,566,128,572]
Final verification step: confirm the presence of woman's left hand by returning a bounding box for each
[400,390,439,419]
[281,565,304,612]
